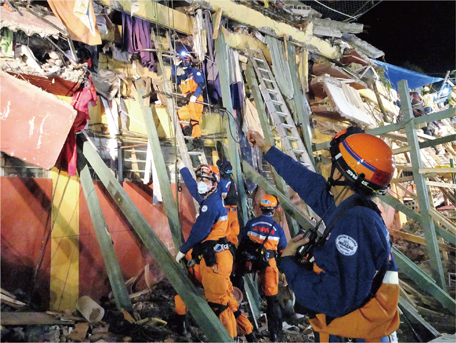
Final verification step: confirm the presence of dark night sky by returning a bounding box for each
[356,1,455,77]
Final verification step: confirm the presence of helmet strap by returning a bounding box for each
[326,163,349,194]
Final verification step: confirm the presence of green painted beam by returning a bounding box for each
[81,139,233,342]
[214,26,248,225]
[313,107,456,151]
[135,83,183,251]
[242,161,315,233]
[287,43,315,169]
[393,247,455,315]
[245,60,299,236]
[398,296,440,340]
[419,134,456,149]
[382,194,422,223]
[77,149,132,311]
[398,80,446,290]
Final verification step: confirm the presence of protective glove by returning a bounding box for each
[185,92,194,102]
[189,95,197,103]
[176,251,185,263]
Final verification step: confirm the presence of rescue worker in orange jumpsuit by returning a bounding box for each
[175,164,254,340]
[237,195,287,342]
[172,52,205,144]
[247,128,400,343]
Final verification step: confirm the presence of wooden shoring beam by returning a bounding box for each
[398,80,446,289]
[398,296,440,340]
[286,43,315,169]
[382,194,456,246]
[213,23,248,225]
[134,82,183,251]
[77,148,132,311]
[313,107,456,152]
[393,247,455,315]
[242,161,315,233]
[244,60,299,236]
[81,139,233,342]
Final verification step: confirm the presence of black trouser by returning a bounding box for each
[266,295,282,335]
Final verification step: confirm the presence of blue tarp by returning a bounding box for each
[373,60,444,91]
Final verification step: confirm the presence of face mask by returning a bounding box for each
[182,60,190,69]
[197,181,209,195]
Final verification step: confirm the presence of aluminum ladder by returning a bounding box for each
[250,48,314,170]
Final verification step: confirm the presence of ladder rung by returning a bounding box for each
[188,152,204,156]
[180,121,190,125]
[258,67,270,72]
[287,136,299,141]
[124,159,146,162]
[271,100,283,104]
[276,112,287,116]
[292,149,305,154]
[281,124,293,129]
[262,78,274,83]
[267,89,279,94]
[183,136,195,140]
[253,57,265,62]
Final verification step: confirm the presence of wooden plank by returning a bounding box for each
[426,181,456,189]
[134,82,183,251]
[212,8,222,40]
[77,150,132,311]
[1,312,74,325]
[419,168,456,174]
[388,229,455,252]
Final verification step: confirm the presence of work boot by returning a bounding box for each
[270,332,280,342]
[245,332,257,342]
[192,137,204,150]
[176,314,187,336]
[182,125,192,137]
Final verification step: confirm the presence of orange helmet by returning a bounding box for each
[260,195,279,211]
[328,127,395,196]
[195,164,220,184]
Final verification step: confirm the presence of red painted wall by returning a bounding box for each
[1,176,197,308]
[1,177,52,309]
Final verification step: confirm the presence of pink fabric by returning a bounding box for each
[56,76,97,175]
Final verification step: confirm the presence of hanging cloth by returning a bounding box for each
[265,35,294,100]
[56,76,97,176]
[48,0,102,46]
[121,13,155,71]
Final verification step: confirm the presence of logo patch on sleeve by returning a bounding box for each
[335,235,358,256]
[201,205,208,212]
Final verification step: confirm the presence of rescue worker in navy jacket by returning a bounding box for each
[217,159,241,245]
[238,194,287,342]
[247,128,400,343]
[172,51,205,144]
[175,164,237,338]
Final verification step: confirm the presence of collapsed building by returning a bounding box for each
[1,0,455,342]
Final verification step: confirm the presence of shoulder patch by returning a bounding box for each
[201,205,208,212]
[197,72,201,76]
[335,235,358,256]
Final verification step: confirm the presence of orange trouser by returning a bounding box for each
[178,96,203,138]
[174,250,239,338]
[226,207,240,245]
[259,257,279,296]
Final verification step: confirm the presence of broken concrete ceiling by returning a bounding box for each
[0,71,77,169]
[0,5,66,39]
